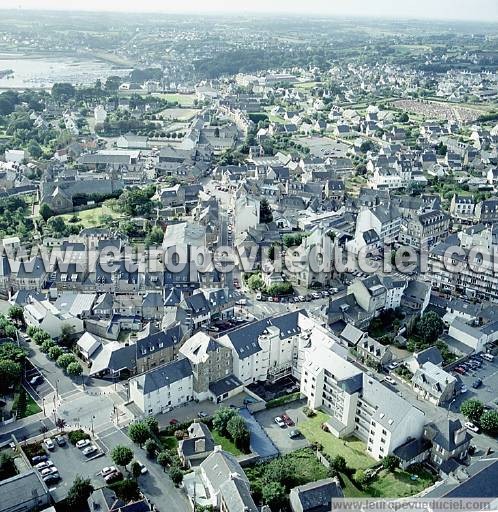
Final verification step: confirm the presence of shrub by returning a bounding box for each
[302,406,316,417]
[68,429,90,445]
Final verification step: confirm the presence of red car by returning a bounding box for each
[281,413,295,427]
[454,367,466,375]
[169,418,179,425]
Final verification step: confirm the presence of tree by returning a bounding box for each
[262,481,287,510]
[0,360,22,392]
[169,466,183,486]
[55,418,67,431]
[39,203,54,221]
[264,456,296,487]
[7,305,24,325]
[48,345,64,361]
[66,476,94,507]
[354,469,370,488]
[15,387,27,418]
[398,112,409,123]
[130,461,142,480]
[66,362,83,377]
[111,445,133,469]
[0,342,26,363]
[144,416,159,435]
[47,216,66,235]
[109,479,140,502]
[247,273,265,291]
[56,353,76,370]
[157,451,172,471]
[145,226,164,247]
[331,455,348,474]
[382,455,400,472]
[27,140,43,159]
[260,199,273,224]
[460,399,484,423]
[52,83,76,102]
[145,438,158,458]
[480,410,498,435]
[416,312,444,344]
[59,324,75,347]
[0,453,16,480]
[213,406,238,437]
[128,421,150,447]
[32,330,51,346]
[227,415,250,451]
[40,339,55,354]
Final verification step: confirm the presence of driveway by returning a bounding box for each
[254,400,309,454]
[239,408,278,459]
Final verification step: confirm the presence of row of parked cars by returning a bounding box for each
[256,288,338,302]
[32,435,68,485]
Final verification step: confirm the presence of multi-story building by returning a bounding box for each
[301,338,425,460]
[400,210,450,249]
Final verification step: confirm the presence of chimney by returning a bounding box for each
[454,426,467,445]
[194,438,206,453]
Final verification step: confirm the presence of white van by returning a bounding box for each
[482,353,494,362]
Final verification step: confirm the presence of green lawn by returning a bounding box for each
[299,411,375,470]
[15,392,42,419]
[212,430,243,456]
[159,435,178,451]
[153,93,196,107]
[365,468,435,498]
[57,205,123,228]
[300,411,435,498]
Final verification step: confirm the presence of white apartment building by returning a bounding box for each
[234,195,260,238]
[301,338,425,460]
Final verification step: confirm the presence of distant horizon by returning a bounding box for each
[1,0,498,23]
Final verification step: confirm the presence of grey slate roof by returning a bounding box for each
[219,477,258,512]
[139,358,192,394]
[0,470,49,512]
[290,478,344,512]
[209,375,243,397]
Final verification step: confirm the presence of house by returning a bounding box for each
[447,318,487,353]
[424,419,472,476]
[400,210,450,249]
[88,341,137,378]
[87,488,151,512]
[76,332,102,362]
[412,362,457,405]
[348,276,387,315]
[178,422,215,467]
[128,358,193,415]
[289,478,343,512]
[199,448,258,512]
[23,297,84,338]
[450,195,475,221]
[354,333,394,367]
[0,470,51,512]
[179,332,235,402]
[401,280,430,312]
[406,346,443,374]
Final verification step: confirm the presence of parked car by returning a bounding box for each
[35,460,54,470]
[169,419,179,425]
[454,367,466,375]
[105,470,123,484]
[472,379,483,389]
[82,445,98,456]
[281,413,295,427]
[41,466,58,476]
[55,435,66,447]
[465,422,480,433]
[385,376,396,385]
[43,473,60,485]
[256,292,264,301]
[197,411,208,418]
[460,386,468,394]
[321,290,330,297]
[482,353,494,362]
[388,362,399,370]
[312,292,321,299]
[274,416,286,428]
[76,439,91,449]
[236,299,247,306]
[135,461,148,474]
[32,455,48,464]
[29,375,43,386]
[288,429,301,439]
[101,466,117,477]
[44,439,55,451]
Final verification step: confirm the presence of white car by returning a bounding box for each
[465,422,480,433]
[35,460,54,470]
[385,376,396,385]
[82,445,98,456]
[40,466,58,476]
[44,439,55,451]
[274,416,286,428]
[135,461,148,474]
[101,466,117,477]
[388,362,399,370]
[460,386,468,394]
[76,439,90,449]
[312,292,321,299]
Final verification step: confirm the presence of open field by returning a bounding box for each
[153,93,196,107]
[57,205,123,228]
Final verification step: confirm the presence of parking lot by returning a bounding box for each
[254,400,309,454]
[31,434,112,502]
[450,356,498,411]
[24,363,54,401]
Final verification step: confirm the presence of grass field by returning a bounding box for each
[159,435,179,451]
[211,430,243,456]
[153,93,196,107]
[58,205,123,228]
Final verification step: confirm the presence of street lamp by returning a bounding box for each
[91,415,96,435]
[42,398,45,416]
[447,397,457,417]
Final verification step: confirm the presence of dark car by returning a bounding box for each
[55,435,66,447]
[43,473,60,485]
[32,455,48,464]
[472,379,483,389]
[281,413,295,427]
